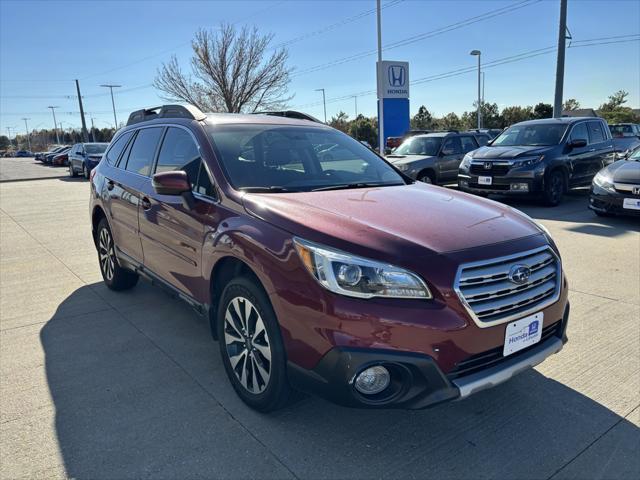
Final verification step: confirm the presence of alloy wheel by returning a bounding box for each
[98,227,115,281]
[224,296,272,394]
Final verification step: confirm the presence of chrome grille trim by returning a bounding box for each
[454,246,562,328]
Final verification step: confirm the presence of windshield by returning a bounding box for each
[393,136,442,156]
[85,144,108,154]
[610,125,633,135]
[492,124,568,146]
[628,147,640,161]
[208,125,405,191]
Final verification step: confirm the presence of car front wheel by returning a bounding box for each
[543,170,564,206]
[217,276,293,412]
[69,162,77,177]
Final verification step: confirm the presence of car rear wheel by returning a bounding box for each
[543,170,564,206]
[217,276,293,412]
[96,219,138,291]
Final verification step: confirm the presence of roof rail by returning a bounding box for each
[253,110,322,123]
[126,104,207,126]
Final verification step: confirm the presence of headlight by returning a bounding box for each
[294,238,432,299]
[593,170,615,192]
[514,156,544,168]
[460,153,473,169]
[395,163,410,172]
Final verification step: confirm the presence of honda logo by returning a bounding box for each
[633,186,640,195]
[483,162,492,170]
[388,65,406,87]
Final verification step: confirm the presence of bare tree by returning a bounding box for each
[154,24,293,113]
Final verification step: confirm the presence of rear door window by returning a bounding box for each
[460,136,478,153]
[105,131,133,166]
[124,127,163,176]
[587,121,605,144]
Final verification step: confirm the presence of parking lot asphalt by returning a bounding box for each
[1,163,638,479]
[0,157,68,182]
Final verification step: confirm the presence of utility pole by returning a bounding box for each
[21,118,32,151]
[482,72,485,105]
[353,95,359,140]
[100,84,121,128]
[6,127,14,148]
[315,88,327,123]
[376,0,384,154]
[90,116,96,142]
[75,79,89,142]
[470,50,482,129]
[47,106,60,144]
[553,0,568,118]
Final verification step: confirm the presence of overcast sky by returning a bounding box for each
[1,0,639,133]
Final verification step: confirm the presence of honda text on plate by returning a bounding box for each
[89,104,569,412]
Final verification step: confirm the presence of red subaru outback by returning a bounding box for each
[89,105,569,412]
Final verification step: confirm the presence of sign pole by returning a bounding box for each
[376,0,384,154]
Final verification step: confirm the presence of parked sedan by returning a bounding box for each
[68,142,109,178]
[589,146,640,217]
[15,150,33,157]
[44,146,69,164]
[52,151,70,166]
[387,131,490,184]
[609,123,640,159]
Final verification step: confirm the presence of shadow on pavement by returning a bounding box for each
[40,283,640,479]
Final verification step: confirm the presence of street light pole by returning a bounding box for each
[482,71,485,105]
[353,95,359,140]
[470,50,482,129]
[553,0,568,118]
[6,127,14,148]
[47,106,60,144]
[100,84,122,128]
[315,88,327,123]
[377,0,385,154]
[21,118,31,151]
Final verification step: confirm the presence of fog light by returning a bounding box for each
[354,365,390,395]
[460,180,469,187]
[510,183,529,192]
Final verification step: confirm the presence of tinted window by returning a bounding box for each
[441,137,462,155]
[195,162,215,197]
[460,136,478,153]
[156,127,201,181]
[85,143,108,154]
[125,127,163,176]
[569,122,589,143]
[588,121,605,143]
[105,131,133,166]
[493,123,568,146]
[476,135,489,146]
[395,136,442,156]
[208,125,404,191]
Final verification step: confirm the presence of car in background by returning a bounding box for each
[89,103,569,412]
[43,146,69,164]
[458,117,615,206]
[609,123,640,159]
[52,150,70,166]
[385,136,403,152]
[589,146,640,217]
[68,142,109,178]
[467,128,503,140]
[15,150,33,157]
[387,131,490,184]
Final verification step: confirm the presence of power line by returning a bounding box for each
[291,0,540,78]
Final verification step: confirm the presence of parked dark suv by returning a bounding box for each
[458,117,615,205]
[90,104,569,412]
[387,131,491,184]
[68,142,109,178]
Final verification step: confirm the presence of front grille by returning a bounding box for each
[455,247,561,326]
[470,163,511,176]
[447,321,562,380]
[469,182,510,191]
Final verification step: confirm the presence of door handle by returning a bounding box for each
[589,148,596,152]
[141,196,152,210]
[106,179,115,191]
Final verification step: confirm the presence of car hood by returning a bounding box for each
[470,145,554,159]
[242,183,541,258]
[607,160,640,184]
[387,154,436,165]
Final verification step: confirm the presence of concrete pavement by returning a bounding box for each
[1,170,638,479]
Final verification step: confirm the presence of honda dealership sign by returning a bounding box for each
[378,61,410,98]
[377,60,410,147]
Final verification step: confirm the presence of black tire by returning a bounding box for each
[82,163,89,179]
[418,172,434,184]
[217,276,293,412]
[69,162,77,177]
[543,170,565,206]
[96,218,138,291]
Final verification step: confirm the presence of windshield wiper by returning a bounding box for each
[311,182,403,192]
[240,186,293,193]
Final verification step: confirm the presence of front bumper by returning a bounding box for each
[589,185,640,216]
[458,164,545,195]
[289,304,569,409]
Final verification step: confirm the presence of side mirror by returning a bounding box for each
[569,138,587,149]
[152,171,196,209]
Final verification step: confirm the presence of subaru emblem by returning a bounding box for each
[483,162,492,170]
[508,264,531,285]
